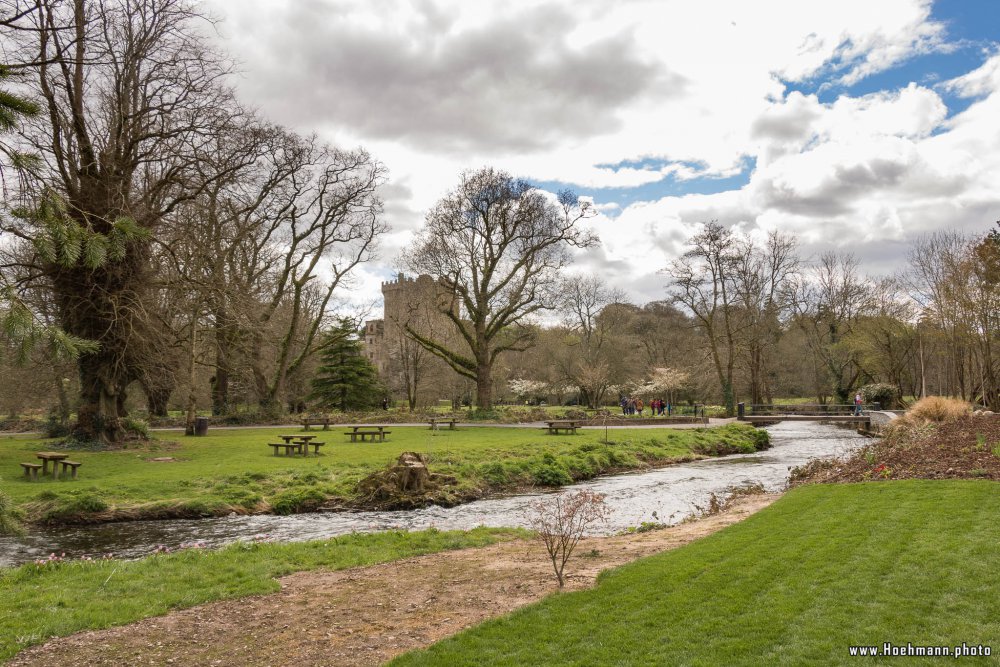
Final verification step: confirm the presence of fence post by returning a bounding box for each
[737,402,745,420]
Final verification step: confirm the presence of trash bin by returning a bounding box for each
[194,417,209,436]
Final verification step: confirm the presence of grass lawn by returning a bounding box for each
[0,424,765,523]
[392,480,1000,666]
[0,527,526,662]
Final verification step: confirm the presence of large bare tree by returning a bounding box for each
[666,222,740,415]
[730,231,799,405]
[163,126,386,416]
[2,0,235,443]
[557,274,629,408]
[402,167,595,409]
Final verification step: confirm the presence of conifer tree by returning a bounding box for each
[310,320,384,411]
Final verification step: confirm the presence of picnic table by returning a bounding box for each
[301,415,331,431]
[344,425,391,443]
[24,452,83,480]
[427,418,458,430]
[267,434,324,456]
[36,452,69,475]
[542,420,581,435]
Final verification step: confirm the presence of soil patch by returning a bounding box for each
[7,494,779,667]
[792,414,1000,484]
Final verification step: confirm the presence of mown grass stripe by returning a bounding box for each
[391,481,1000,667]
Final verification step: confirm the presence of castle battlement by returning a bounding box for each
[381,272,417,288]
[382,272,443,292]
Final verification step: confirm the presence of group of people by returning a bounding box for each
[619,396,671,416]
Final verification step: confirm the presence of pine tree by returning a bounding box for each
[310,320,385,411]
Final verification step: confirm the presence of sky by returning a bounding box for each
[205,0,1000,309]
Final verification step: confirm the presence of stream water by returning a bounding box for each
[0,422,866,567]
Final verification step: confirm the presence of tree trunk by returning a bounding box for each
[211,313,232,416]
[74,354,125,445]
[185,310,199,436]
[146,385,171,417]
[475,356,493,409]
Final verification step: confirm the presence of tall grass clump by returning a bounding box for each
[0,488,24,536]
[905,396,970,424]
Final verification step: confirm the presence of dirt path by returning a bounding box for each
[9,493,778,667]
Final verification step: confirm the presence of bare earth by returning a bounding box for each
[9,494,779,667]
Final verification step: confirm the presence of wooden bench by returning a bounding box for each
[57,460,82,479]
[542,420,580,435]
[427,418,457,430]
[301,415,331,431]
[20,463,42,480]
[344,430,391,443]
[268,442,304,456]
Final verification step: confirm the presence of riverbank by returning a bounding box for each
[3,493,778,666]
[394,480,1000,666]
[0,424,767,526]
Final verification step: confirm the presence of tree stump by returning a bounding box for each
[390,452,430,493]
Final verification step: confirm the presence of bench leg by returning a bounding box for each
[71,466,78,480]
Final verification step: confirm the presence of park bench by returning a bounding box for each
[344,426,390,443]
[427,418,457,430]
[301,415,331,431]
[20,462,42,480]
[542,420,580,435]
[268,442,304,456]
[57,460,83,479]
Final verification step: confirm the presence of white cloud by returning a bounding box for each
[203,0,999,305]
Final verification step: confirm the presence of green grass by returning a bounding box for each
[0,527,526,662]
[392,481,1000,666]
[0,424,765,523]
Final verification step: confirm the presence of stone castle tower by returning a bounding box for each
[363,273,461,404]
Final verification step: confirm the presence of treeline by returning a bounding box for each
[1,3,996,439]
[0,0,386,442]
[487,223,1000,414]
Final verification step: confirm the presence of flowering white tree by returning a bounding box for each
[636,367,690,404]
[508,378,549,403]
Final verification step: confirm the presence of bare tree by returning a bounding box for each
[161,125,386,416]
[526,489,609,588]
[792,252,876,404]
[402,167,595,409]
[558,274,629,408]
[666,222,740,415]
[3,0,233,444]
[730,231,800,404]
[385,277,458,411]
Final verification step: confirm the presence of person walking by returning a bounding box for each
[854,392,863,416]
[636,398,644,416]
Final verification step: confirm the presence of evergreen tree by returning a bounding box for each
[310,320,385,411]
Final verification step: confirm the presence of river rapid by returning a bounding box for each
[0,421,865,567]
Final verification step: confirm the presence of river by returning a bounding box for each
[0,421,865,567]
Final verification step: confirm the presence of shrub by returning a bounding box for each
[860,383,900,410]
[43,414,71,439]
[525,489,609,587]
[122,416,150,440]
[0,488,24,536]
[906,396,970,423]
[270,487,326,514]
[219,410,268,426]
[532,464,573,487]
